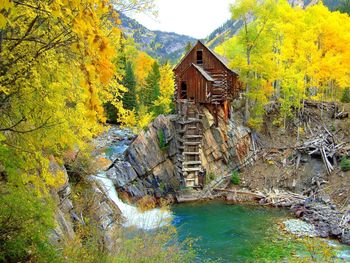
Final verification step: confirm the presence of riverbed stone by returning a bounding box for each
[342,230,350,245]
[284,219,318,237]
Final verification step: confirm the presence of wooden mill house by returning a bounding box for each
[173,40,241,188]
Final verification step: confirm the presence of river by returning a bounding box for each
[172,202,289,262]
[96,127,350,262]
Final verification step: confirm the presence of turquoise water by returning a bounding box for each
[172,202,290,262]
[172,202,350,262]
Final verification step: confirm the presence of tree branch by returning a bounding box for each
[0,117,26,132]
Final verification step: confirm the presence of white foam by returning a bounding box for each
[95,173,173,230]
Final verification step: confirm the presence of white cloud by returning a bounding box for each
[130,0,234,39]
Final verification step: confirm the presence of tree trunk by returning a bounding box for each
[244,49,251,124]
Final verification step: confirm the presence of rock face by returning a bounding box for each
[201,107,252,177]
[49,158,122,250]
[303,203,349,242]
[107,106,253,201]
[292,201,350,244]
[114,115,179,199]
[49,160,75,244]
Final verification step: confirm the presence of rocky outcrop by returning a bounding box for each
[292,201,350,244]
[107,106,253,201]
[201,107,252,177]
[49,160,75,244]
[49,156,122,250]
[113,115,179,199]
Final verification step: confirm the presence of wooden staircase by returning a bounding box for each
[175,100,204,188]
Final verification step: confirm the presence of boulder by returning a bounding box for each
[125,122,168,176]
[107,161,138,187]
[342,230,350,245]
[51,209,75,244]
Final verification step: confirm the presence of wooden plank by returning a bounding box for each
[184,142,201,146]
[183,152,200,155]
[183,161,202,165]
[183,167,202,172]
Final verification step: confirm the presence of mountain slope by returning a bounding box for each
[119,0,343,63]
[119,13,196,63]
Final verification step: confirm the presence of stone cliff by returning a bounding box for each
[107,105,253,201]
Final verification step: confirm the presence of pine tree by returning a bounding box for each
[143,61,161,109]
[184,42,193,54]
[338,0,350,15]
[122,61,137,110]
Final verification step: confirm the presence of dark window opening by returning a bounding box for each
[180,81,187,99]
[196,50,203,64]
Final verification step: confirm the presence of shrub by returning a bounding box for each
[136,195,157,212]
[0,184,61,262]
[231,171,240,185]
[157,129,169,150]
[206,172,215,182]
[341,87,350,103]
[340,156,350,171]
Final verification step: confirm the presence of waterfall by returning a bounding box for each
[95,173,173,231]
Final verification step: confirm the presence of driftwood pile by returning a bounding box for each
[258,189,306,207]
[296,126,350,174]
[214,188,306,207]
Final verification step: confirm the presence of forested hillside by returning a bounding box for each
[119,13,196,63]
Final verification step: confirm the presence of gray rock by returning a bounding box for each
[125,127,167,176]
[52,209,75,243]
[284,219,318,237]
[342,230,350,245]
[107,161,138,187]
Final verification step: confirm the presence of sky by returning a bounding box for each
[130,0,234,39]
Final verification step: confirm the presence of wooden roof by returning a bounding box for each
[191,64,214,81]
[174,40,237,74]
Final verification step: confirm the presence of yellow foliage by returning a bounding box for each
[0,0,124,193]
[219,0,350,126]
[154,63,175,114]
[134,51,155,89]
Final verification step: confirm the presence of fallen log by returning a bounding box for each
[214,188,265,198]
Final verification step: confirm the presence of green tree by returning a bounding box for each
[337,0,350,15]
[143,61,161,109]
[184,42,193,54]
[122,61,137,110]
[341,87,350,103]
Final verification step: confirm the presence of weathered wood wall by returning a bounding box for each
[174,41,241,105]
[180,66,212,103]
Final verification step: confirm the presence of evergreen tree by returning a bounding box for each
[143,61,161,109]
[122,61,137,110]
[184,42,193,54]
[337,0,350,15]
[341,87,350,103]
